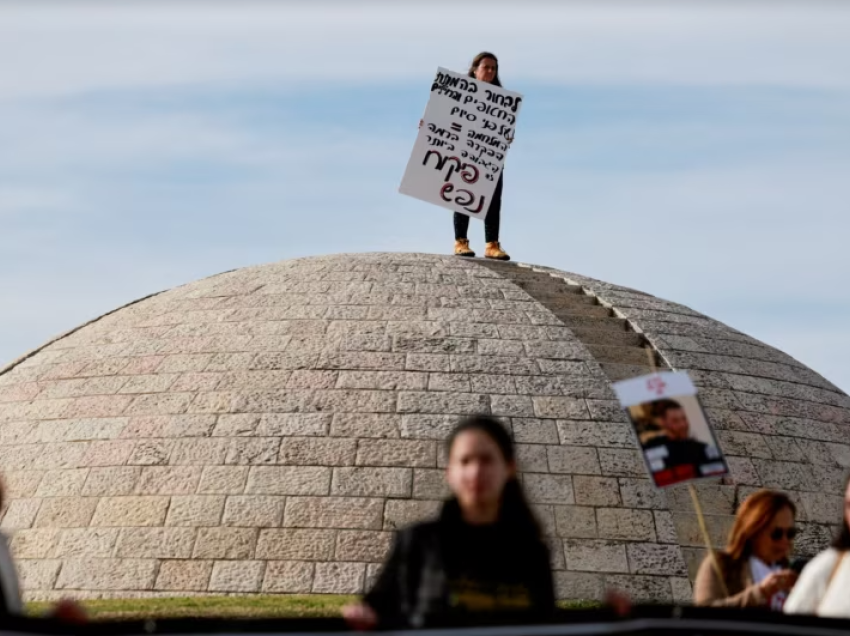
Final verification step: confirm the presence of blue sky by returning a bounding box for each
[1,1,849,392]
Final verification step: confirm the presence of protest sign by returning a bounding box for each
[399,66,524,220]
[612,370,729,488]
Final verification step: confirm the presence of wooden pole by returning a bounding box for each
[645,345,657,372]
[688,483,729,597]
[644,344,729,596]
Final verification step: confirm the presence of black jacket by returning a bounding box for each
[643,435,712,470]
[364,499,555,629]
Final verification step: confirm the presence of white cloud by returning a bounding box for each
[1,0,850,102]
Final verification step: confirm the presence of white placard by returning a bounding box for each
[612,371,729,489]
[613,371,698,407]
[399,66,524,220]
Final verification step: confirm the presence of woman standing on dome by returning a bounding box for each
[693,489,799,609]
[342,415,554,630]
[420,52,513,261]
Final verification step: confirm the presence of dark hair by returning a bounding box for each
[832,473,850,550]
[468,51,502,87]
[726,489,797,561]
[653,399,684,419]
[446,414,541,539]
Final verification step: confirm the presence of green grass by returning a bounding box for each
[26,595,358,620]
[26,595,600,621]
[556,600,601,610]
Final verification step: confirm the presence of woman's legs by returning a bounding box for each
[483,175,509,260]
[453,212,471,240]
[484,175,503,243]
[451,174,508,259]
[453,212,475,256]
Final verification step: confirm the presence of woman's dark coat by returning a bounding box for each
[364,499,555,628]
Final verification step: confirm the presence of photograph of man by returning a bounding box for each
[641,398,719,483]
[614,370,729,489]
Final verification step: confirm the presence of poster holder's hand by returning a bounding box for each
[419,119,423,129]
[758,569,798,597]
[51,599,88,623]
[342,603,378,631]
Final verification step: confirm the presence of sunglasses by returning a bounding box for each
[770,527,798,541]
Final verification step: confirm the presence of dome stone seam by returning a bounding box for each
[475,261,670,384]
[517,264,848,405]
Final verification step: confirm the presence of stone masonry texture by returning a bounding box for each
[0,252,848,603]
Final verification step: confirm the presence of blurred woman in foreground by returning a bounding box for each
[784,475,850,618]
[694,489,798,609]
[342,415,554,630]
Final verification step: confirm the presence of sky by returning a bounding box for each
[1,1,848,393]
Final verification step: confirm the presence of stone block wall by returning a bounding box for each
[0,253,846,602]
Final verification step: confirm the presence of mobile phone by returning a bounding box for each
[790,557,810,573]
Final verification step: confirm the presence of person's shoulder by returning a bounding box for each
[789,548,843,604]
[407,518,441,534]
[643,435,666,448]
[393,518,442,546]
[803,548,842,574]
[697,550,734,573]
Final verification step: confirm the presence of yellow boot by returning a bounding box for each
[454,238,475,257]
[484,241,510,261]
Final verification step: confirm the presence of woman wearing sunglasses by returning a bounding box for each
[694,489,799,608]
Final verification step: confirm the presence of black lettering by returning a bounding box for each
[483,89,522,113]
[498,124,514,140]
[431,84,462,101]
[423,149,448,169]
[450,107,477,122]
[423,149,465,182]
[466,131,506,151]
[505,95,522,113]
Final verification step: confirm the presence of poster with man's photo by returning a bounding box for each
[612,371,729,488]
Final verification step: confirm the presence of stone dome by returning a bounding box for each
[0,252,848,603]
